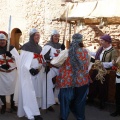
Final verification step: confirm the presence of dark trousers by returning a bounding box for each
[88,70,109,104]
[58,85,88,120]
[0,94,14,109]
[115,83,120,113]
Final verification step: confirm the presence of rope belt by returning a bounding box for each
[0,67,17,73]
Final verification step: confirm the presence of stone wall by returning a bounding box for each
[0,0,119,49]
[0,0,26,32]
[23,0,67,46]
[0,0,66,45]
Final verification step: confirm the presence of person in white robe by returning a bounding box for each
[0,32,19,114]
[40,30,65,111]
[17,28,43,120]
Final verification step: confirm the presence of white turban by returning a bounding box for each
[29,28,39,36]
[51,30,59,35]
[0,33,7,40]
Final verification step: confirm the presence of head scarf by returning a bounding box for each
[21,29,42,54]
[68,33,83,86]
[45,30,61,49]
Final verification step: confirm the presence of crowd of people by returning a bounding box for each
[0,29,119,120]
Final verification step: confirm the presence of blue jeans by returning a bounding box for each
[58,85,88,120]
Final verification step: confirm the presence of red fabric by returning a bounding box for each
[112,66,117,71]
[33,53,43,63]
[0,59,14,65]
[54,49,60,57]
[54,53,59,57]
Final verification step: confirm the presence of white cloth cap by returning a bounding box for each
[0,33,7,40]
[29,28,38,36]
[51,30,59,35]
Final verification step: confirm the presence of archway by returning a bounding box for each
[11,28,22,50]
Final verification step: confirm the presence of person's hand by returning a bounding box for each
[90,57,95,63]
[6,51,12,57]
[29,68,39,76]
[45,65,50,74]
[61,44,65,50]
[1,64,10,70]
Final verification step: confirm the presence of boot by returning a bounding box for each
[0,95,6,114]
[59,118,64,120]
[34,115,43,120]
[10,94,17,112]
[47,106,55,112]
[86,98,94,105]
[110,111,120,117]
[99,101,105,110]
[1,105,6,114]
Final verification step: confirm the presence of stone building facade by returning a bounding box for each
[0,0,67,48]
[0,0,119,50]
[0,0,119,102]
